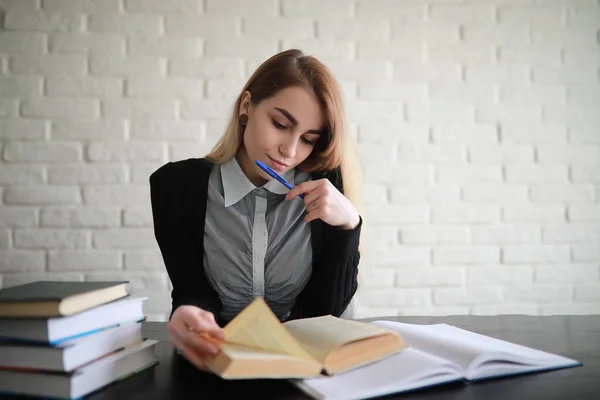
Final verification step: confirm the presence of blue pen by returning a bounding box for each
[255,160,304,199]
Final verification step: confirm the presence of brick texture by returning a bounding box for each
[0,0,598,320]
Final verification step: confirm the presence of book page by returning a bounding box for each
[436,324,561,359]
[219,343,311,360]
[466,357,580,382]
[372,321,480,371]
[294,348,463,400]
[371,321,580,380]
[223,298,313,360]
[433,325,581,379]
[284,315,396,363]
[212,343,323,379]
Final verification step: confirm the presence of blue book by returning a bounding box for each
[0,320,144,372]
[0,297,146,344]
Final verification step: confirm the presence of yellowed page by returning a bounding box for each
[284,315,395,363]
[210,343,323,378]
[220,343,308,360]
[223,297,314,360]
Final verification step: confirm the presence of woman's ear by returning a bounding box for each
[239,90,251,118]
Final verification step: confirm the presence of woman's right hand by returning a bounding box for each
[168,305,225,371]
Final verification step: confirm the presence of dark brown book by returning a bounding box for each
[0,281,129,318]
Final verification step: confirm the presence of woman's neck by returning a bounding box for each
[235,148,268,187]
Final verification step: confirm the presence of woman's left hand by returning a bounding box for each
[285,179,360,230]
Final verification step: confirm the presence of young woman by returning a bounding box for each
[150,49,363,371]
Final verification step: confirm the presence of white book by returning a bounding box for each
[0,321,144,371]
[0,339,159,399]
[294,321,581,400]
[0,297,145,344]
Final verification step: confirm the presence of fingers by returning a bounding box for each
[304,192,334,223]
[285,180,323,200]
[182,328,220,355]
[285,186,303,200]
[302,190,320,211]
[172,333,211,371]
[289,181,331,223]
[169,306,224,364]
[303,184,330,220]
[304,208,322,223]
[186,309,225,340]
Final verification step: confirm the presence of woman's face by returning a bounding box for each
[236,86,325,186]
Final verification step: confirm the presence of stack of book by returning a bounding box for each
[0,281,159,399]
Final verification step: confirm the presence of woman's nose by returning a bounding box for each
[279,137,297,159]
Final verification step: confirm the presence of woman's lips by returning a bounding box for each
[267,156,287,172]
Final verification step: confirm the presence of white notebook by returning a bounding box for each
[293,321,581,400]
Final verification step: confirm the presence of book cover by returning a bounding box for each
[0,281,129,317]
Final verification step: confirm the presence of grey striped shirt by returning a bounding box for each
[203,157,313,322]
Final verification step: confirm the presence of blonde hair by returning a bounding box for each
[206,50,365,315]
[206,49,363,214]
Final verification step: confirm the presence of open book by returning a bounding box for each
[294,320,582,400]
[205,298,405,379]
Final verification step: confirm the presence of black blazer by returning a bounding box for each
[149,158,362,326]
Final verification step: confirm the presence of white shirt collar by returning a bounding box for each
[221,157,296,207]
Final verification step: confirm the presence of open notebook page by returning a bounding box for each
[293,348,462,400]
[373,321,580,381]
[421,324,580,380]
[373,321,481,371]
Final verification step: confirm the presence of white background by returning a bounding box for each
[0,0,598,320]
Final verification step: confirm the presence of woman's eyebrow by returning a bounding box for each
[274,107,324,135]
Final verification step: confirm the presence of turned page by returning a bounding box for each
[283,315,396,363]
[372,321,580,380]
[418,324,581,380]
[223,298,313,360]
[372,321,484,371]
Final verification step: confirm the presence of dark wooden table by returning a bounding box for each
[80,315,600,399]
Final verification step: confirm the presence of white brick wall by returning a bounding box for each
[0,0,598,320]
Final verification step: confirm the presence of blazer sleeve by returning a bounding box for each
[290,166,362,319]
[294,218,362,319]
[149,162,222,321]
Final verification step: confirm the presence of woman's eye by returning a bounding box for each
[301,137,315,146]
[272,119,286,130]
